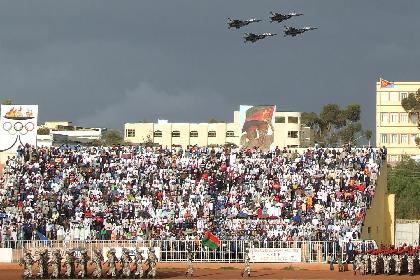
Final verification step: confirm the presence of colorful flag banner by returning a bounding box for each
[380,78,394,88]
[200,231,220,250]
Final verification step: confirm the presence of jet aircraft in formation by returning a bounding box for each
[227,18,262,29]
[243,32,276,43]
[269,11,303,23]
[227,10,318,43]
[283,26,318,37]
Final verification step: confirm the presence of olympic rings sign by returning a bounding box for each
[2,121,35,136]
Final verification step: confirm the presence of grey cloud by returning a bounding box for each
[77,82,233,128]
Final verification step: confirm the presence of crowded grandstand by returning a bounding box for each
[0,144,384,245]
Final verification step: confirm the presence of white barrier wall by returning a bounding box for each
[0,248,13,262]
[249,248,301,263]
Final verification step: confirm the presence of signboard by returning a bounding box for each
[249,248,301,263]
[102,247,161,262]
[239,105,275,152]
[0,105,38,152]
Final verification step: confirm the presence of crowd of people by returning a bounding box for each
[0,143,385,245]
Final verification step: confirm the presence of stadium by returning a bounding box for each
[0,104,419,279]
[1,1,420,279]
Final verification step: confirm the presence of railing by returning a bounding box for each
[5,239,377,263]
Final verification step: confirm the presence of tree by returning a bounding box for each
[401,89,420,146]
[1,99,12,105]
[401,89,420,120]
[37,127,50,135]
[301,112,319,128]
[208,118,225,123]
[101,130,124,146]
[302,103,364,146]
[364,129,373,146]
[388,158,420,219]
[142,134,157,147]
[338,122,362,144]
[344,104,361,123]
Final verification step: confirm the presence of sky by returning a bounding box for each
[1,0,420,136]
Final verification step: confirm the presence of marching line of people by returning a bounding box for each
[19,246,158,279]
[352,246,420,276]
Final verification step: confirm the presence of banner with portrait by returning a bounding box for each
[0,105,38,152]
[239,105,275,152]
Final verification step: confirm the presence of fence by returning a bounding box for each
[5,239,376,263]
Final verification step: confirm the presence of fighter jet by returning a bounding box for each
[269,11,303,23]
[243,32,276,43]
[283,26,318,37]
[228,18,262,29]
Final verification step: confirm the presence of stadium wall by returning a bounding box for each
[360,164,396,245]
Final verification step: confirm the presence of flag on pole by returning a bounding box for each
[200,230,220,250]
[380,78,394,88]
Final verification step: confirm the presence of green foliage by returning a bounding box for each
[364,129,372,141]
[338,122,362,143]
[1,99,12,105]
[401,89,420,147]
[302,103,363,146]
[388,159,420,219]
[37,127,50,135]
[301,112,319,127]
[320,104,342,128]
[344,104,361,123]
[100,130,124,146]
[401,90,420,113]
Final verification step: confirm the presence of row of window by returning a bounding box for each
[126,129,300,139]
[380,112,417,124]
[380,133,418,145]
[379,91,411,103]
[125,129,236,138]
[275,116,299,124]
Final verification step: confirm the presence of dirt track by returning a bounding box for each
[2,262,419,279]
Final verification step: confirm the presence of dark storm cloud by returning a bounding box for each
[1,0,420,134]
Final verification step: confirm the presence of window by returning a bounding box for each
[380,92,388,102]
[410,113,418,123]
[171,131,180,137]
[287,131,299,138]
[226,131,235,137]
[288,116,299,123]
[153,130,162,138]
[411,134,418,145]
[190,131,198,137]
[380,113,389,124]
[400,92,408,100]
[126,129,135,138]
[401,134,408,144]
[208,131,216,137]
[390,113,399,123]
[400,113,408,123]
[381,134,388,144]
[390,92,399,102]
[391,134,398,144]
[275,116,285,123]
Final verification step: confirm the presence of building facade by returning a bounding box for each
[124,110,312,148]
[40,121,106,140]
[376,81,420,162]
